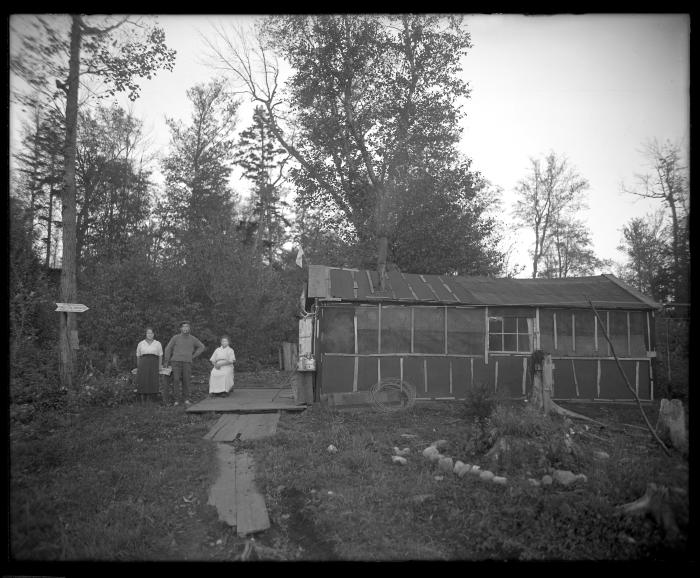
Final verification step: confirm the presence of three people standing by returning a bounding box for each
[163,322,205,406]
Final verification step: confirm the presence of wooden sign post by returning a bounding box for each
[55,303,89,350]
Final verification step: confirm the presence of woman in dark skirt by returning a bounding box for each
[135,327,163,402]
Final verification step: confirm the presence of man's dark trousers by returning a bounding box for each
[169,361,191,403]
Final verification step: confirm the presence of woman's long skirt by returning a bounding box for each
[137,354,160,394]
[209,366,234,394]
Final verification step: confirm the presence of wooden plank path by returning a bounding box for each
[204,413,280,442]
[208,444,270,536]
[187,388,306,414]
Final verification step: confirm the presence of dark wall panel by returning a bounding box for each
[426,357,451,396]
[600,360,636,400]
[451,358,469,398]
[379,356,401,381]
[572,309,596,355]
[610,310,629,356]
[380,306,411,353]
[637,361,651,400]
[357,357,379,391]
[556,312,574,356]
[447,308,484,354]
[552,358,577,399]
[539,309,555,354]
[629,311,647,356]
[403,357,426,395]
[320,355,355,393]
[571,359,597,399]
[356,306,379,354]
[495,356,526,397]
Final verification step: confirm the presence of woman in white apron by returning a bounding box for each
[209,335,236,396]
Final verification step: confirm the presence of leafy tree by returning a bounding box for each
[13,102,65,268]
[11,14,176,388]
[617,211,672,302]
[234,105,290,264]
[208,15,499,283]
[622,139,689,302]
[513,152,589,279]
[158,79,240,304]
[76,104,154,264]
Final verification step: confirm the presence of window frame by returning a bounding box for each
[488,315,534,353]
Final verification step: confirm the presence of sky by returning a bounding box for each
[10,14,690,277]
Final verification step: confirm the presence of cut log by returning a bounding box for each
[620,483,680,540]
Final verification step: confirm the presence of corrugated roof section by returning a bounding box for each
[307,266,661,309]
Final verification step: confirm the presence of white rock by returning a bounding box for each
[528,478,541,487]
[394,447,410,457]
[453,460,465,474]
[541,475,553,486]
[456,464,470,478]
[434,475,444,481]
[470,465,481,474]
[327,444,338,453]
[431,439,449,451]
[553,470,579,486]
[479,470,495,482]
[593,451,610,460]
[492,476,507,485]
[391,456,407,465]
[438,457,454,473]
[422,446,440,459]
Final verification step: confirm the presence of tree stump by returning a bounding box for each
[656,399,688,454]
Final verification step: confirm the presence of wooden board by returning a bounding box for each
[204,413,280,441]
[207,445,270,536]
[234,452,270,536]
[207,443,239,527]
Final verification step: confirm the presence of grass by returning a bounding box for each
[9,378,691,562]
[248,400,690,561]
[9,401,242,561]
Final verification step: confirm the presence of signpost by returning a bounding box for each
[55,303,89,313]
[56,303,89,349]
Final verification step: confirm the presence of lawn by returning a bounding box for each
[8,381,690,562]
[247,400,690,561]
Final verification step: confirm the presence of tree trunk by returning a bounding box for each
[59,15,82,390]
[45,186,54,269]
[377,235,389,291]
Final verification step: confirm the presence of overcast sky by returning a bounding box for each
[10,14,690,277]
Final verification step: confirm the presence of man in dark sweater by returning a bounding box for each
[163,322,206,406]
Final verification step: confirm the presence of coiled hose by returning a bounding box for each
[369,377,417,412]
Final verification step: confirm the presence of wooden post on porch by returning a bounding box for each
[542,354,554,414]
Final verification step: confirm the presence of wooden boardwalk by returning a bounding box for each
[208,444,271,536]
[204,413,280,442]
[187,388,306,414]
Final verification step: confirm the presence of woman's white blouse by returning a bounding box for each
[210,346,236,364]
[136,339,163,357]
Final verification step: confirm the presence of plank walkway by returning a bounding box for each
[204,413,280,442]
[187,387,306,414]
[208,444,270,536]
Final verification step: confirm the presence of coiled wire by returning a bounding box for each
[369,377,417,412]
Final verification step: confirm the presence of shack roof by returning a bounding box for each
[307,265,661,310]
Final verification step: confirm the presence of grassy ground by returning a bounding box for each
[247,400,690,561]
[9,376,690,562]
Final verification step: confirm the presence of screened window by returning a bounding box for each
[380,306,411,353]
[414,307,444,354]
[356,306,378,354]
[488,316,532,353]
[321,307,354,354]
[447,308,484,354]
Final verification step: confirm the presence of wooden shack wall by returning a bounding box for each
[315,302,655,402]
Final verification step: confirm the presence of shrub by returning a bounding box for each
[462,381,497,420]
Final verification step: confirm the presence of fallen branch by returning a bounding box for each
[586,299,671,456]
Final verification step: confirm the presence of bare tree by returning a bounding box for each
[622,139,689,302]
[513,152,589,279]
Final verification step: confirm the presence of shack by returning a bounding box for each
[300,265,661,404]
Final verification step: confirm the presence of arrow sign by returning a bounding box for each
[55,303,89,313]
